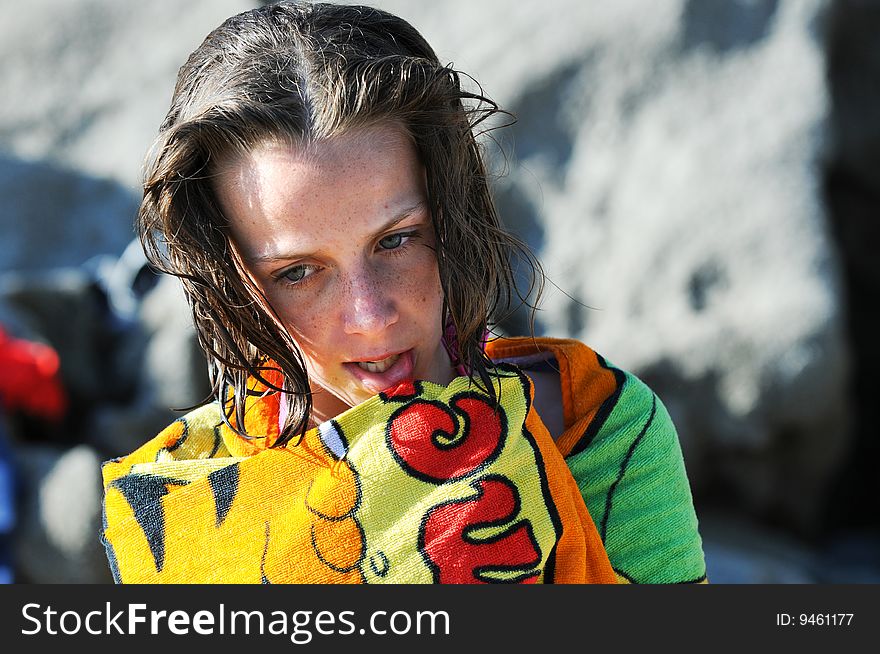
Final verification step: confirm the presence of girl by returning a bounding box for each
[102,1,706,584]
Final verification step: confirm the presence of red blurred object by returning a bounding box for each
[0,325,67,421]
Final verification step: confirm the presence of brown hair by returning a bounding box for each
[138,1,543,446]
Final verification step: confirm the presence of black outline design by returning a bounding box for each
[315,419,349,458]
[311,419,350,462]
[543,544,558,584]
[209,424,222,458]
[100,499,121,584]
[614,567,637,583]
[567,354,626,458]
[299,419,368,580]
[378,380,424,403]
[678,574,708,584]
[165,417,189,452]
[207,462,240,527]
[509,366,564,582]
[304,468,363,522]
[154,417,190,461]
[418,474,542,584]
[613,567,707,584]
[332,419,349,451]
[109,473,190,573]
[429,401,464,451]
[369,550,390,578]
[260,521,272,584]
[385,392,508,485]
[310,517,367,575]
[304,422,363,522]
[599,394,657,541]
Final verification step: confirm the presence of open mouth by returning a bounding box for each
[355,353,400,373]
[345,349,415,394]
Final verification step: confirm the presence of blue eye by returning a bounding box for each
[378,233,404,250]
[283,266,306,283]
[281,264,315,284]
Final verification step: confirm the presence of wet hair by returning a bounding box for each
[138,1,543,446]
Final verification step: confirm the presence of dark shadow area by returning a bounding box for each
[490,58,592,337]
[681,0,780,53]
[492,180,546,337]
[0,154,144,443]
[504,60,584,180]
[0,154,138,273]
[822,0,880,539]
[0,154,210,582]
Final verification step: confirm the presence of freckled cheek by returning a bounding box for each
[262,290,326,348]
[390,257,444,316]
[284,318,334,375]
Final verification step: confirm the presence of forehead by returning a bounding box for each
[212,123,427,262]
[216,122,419,196]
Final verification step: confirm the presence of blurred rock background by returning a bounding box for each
[0,0,876,583]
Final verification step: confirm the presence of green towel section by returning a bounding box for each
[565,362,707,584]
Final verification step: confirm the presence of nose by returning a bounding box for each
[341,266,399,336]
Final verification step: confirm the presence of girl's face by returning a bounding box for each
[214,123,455,423]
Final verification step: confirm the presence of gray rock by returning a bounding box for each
[701,513,880,583]
[822,0,880,531]
[12,444,111,584]
[0,158,138,274]
[84,401,179,463]
[816,530,880,583]
[0,0,260,275]
[0,0,260,186]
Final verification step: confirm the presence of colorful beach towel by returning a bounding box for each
[102,363,616,584]
[486,337,707,584]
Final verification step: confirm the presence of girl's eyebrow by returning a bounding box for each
[249,200,428,264]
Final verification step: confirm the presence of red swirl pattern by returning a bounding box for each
[421,477,540,584]
[388,395,504,482]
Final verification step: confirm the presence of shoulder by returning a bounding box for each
[102,402,231,488]
[487,336,706,583]
[485,336,666,453]
[485,336,621,446]
[104,378,287,486]
[568,363,705,583]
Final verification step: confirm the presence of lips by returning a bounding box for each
[344,349,415,394]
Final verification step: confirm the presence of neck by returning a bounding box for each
[307,389,352,429]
